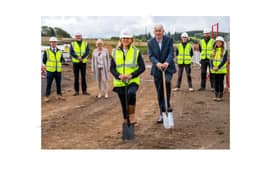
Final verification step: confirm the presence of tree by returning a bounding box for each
[54,27,72,38]
[41,26,71,38]
[49,27,56,37]
[41,26,53,36]
[147,33,152,40]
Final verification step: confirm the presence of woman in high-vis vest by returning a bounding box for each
[42,37,65,102]
[110,30,145,125]
[173,32,194,92]
[210,36,228,101]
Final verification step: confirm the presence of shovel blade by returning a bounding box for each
[122,122,135,140]
[162,112,174,129]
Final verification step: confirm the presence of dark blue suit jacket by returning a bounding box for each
[148,35,176,78]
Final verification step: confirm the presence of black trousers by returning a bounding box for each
[46,71,62,96]
[200,59,214,89]
[214,74,225,98]
[176,64,192,88]
[154,73,172,114]
[114,84,138,119]
[73,63,87,93]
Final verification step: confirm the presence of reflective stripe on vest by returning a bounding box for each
[112,45,140,87]
[210,48,227,74]
[177,43,192,64]
[46,49,62,72]
[200,38,214,60]
[71,41,88,63]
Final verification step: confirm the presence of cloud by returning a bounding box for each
[41,16,230,38]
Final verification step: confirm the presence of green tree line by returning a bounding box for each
[41,26,72,38]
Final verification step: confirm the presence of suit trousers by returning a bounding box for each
[200,59,214,89]
[154,72,172,114]
[73,62,87,93]
[46,71,62,96]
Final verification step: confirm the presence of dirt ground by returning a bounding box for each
[41,56,230,149]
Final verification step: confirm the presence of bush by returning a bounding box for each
[135,45,148,55]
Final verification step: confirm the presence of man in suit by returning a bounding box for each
[148,24,176,123]
[42,37,65,102]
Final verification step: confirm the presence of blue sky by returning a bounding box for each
[42,16,230,38]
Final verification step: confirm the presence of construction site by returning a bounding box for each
[41,17,230,149]
[41,46,229,149]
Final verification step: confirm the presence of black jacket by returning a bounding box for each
[148,35,176,78]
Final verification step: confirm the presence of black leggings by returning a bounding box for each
[176,64,192,88]
[214,74,225,97]
[114,84,138,119]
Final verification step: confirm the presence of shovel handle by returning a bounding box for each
[161,69,169,116]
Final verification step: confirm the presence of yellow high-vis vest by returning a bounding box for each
[210,48,227,74]
[46,48,62,72]
[112,45,140,87]
[71,41,88,63]
[200,38,214,60]
[177,43,192,64]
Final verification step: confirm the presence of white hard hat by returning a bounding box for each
[216,36,225,42]
[49,37,58,42]
[203,28,211,34]
[120,29,133,38]
[75,32,82,36]
[181,32,188,38]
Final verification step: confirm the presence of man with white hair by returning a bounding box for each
[148,24,176,123]
[70,32,90,96]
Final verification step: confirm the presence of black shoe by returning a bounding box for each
[198,88,205,91]
[73,92,79,96]
[83,92,90,95]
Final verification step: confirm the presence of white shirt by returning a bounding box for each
[123,48,128,56]
[96,49,104,68]
[157,39,162,50]
[51,48,57,53]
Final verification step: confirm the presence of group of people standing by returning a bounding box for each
[173,27,228,102]
[42,24,228,131]
[43,33,111,102]
[147,25,228,123]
